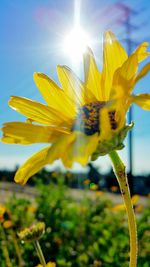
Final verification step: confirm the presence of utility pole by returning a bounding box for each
[115,2,140,196]
[88,2,138,195]
[125,11,134,196]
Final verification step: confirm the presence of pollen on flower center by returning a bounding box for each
[72,101,104,135]
[72,101,118,135]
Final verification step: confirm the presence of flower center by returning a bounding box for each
[73,101,117,135]
[73,101,103,135]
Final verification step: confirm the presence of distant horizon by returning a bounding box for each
[1,160,150,177]
[0,142,150,176]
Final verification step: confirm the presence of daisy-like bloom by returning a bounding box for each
[1,31,150,185]
[18,222,45,242]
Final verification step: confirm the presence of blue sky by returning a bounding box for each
[0,0,150,174]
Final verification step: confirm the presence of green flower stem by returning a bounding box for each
[33,240,46,267]
[109,150,137,267]
[0,223,12,267]
[10,229,24,267]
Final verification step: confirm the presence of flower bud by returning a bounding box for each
[18,222,45,242]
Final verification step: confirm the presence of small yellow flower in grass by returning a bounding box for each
[131,194,140,205]
[95,191,104,197]
[18,222,45,242]
[3,220,13,229]
[47,263,56,267]
[1,31,150,185]
[135,204,144,213]
[112,194,140,212]
[83,179,90,185]
[0,205,6,222]
[27,205,37,214]
[0,205,12,224]
[35,262,56,267]
[111,203,125,212]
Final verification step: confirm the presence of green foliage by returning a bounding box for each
[0,182,149,267]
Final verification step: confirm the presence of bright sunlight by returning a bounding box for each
[63,26,91,62]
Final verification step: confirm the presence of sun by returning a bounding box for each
[63,27,91,62]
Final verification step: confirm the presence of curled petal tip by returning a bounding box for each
[33,72,40,79]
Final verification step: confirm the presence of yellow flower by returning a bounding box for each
[131,194,140,205]
[83,179,90,185]
[27,205,37,214]
[0,205,6,222]
[18,222,45,242]
[112,194,140,212]
[135,204,144,213]
[1,31,150,185]
[46,262,56,267]
[35,262,56,267]
[95,191,104,197]
[3,220,13,229]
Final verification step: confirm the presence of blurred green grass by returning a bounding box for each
[0,180,150,267]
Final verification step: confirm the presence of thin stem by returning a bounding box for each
[109,150,137,267]
[33,240,46,267]
[0,223,12,267]
[10,229,24,267]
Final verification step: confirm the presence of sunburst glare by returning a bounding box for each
[63,26,91,62]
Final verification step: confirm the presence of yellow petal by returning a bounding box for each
[101,31,128,100]
[133,42,150,63]
[134,62,150,84]
[74,133,99,166]
[114,100,127,130]
[84,47,103,101]
[99,101,126,141]
[111,42,150,98]
[9,96,70,127]
[46,133,76,165]
[106,99,127,132]
[99,107,112,140]
[62,132,99,167]
[117,53,138,80]
[111,53,138,99]
[14,146,51,184]
[57,65,86,106]
[112,204,125,212]
[33,72,76,119]
[131,94,150,110]
[1,122,68,144]
[15,133,76,184]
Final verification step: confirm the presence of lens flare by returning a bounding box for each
[63,27,91,62]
